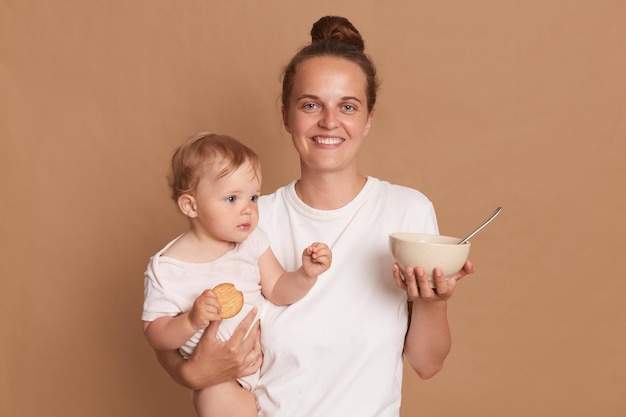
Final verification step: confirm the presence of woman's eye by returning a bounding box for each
[304,103,317,110]
[343,104,355,112]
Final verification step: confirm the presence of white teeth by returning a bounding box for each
[315,137,343,145]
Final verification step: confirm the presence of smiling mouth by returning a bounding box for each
[313,137,344,145]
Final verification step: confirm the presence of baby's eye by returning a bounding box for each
[250,195,259,203]
[226,196,236,203]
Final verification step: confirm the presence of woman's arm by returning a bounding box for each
[393,260,474,379]
[154,308,262,390]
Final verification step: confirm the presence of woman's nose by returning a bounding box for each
[318,109,338,129]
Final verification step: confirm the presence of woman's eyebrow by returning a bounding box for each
[296,94,363,103]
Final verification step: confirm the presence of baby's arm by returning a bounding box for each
[143,289,222,350]
[258,242,332,305]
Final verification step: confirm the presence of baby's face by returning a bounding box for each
[193,160,261,244]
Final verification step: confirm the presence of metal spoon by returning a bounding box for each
[458,207,502,245]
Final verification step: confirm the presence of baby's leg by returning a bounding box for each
[193,380,257,417]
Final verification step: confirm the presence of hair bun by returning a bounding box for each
[310,16,365,51]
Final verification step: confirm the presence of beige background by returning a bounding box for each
[1,1,625,416]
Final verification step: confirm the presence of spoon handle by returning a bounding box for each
[458,207,502,245]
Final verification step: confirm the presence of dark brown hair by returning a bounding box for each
[281,16,380,113]
[168,133,260,202]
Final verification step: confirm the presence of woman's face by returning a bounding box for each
[282,56,374,174]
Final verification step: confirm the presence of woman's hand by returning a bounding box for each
[398,260,474,378]
[392,260,475,302]
[155,308,262,390]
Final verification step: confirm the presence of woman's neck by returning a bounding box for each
[295,169,367,210]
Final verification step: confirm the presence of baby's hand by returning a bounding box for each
[301,242,332,278]
[188,289,222,330]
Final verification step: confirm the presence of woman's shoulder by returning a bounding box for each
[367,176,432,206]
[259,180,297,214]
[367,177,438,232]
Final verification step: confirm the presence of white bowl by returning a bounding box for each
[389,233,471,288]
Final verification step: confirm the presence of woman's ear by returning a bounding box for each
[178,194,198,218]
[281,106,291,133]
[364,109,375,136]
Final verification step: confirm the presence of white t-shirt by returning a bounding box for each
[142,228,269,389]
[255,177,438,417]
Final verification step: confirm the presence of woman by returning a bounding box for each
[155,15,474,417]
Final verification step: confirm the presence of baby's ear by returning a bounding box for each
[178,194,198,218]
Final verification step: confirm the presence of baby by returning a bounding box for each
[142,133,332,417]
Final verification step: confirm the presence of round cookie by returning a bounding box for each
[213,283,244,319]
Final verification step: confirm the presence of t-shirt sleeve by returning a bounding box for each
[391,183,439,234]
[141,258,186,322]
